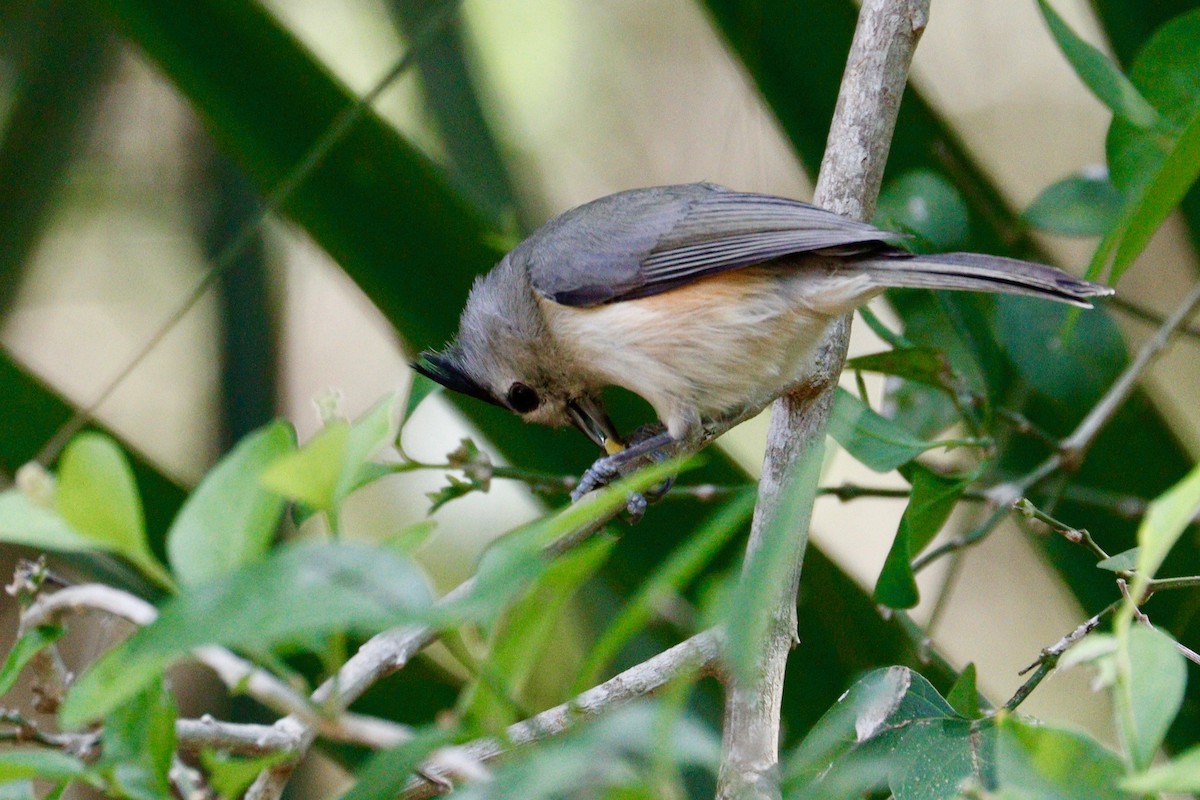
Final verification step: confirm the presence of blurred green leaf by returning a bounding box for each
[59,541,432,728]
[1023,173,1124,236]
[262,394,397,513]
[994,714,1125,800]
[451,702,719,800]
[97,680,176,800]
[337,728,456,800]
[200,750,292,800]
[1115,625,1186,770]
[829,388,974,473]
[724,440,822,684]
[0,3,115,317]
[845,348,959,396]
[1035,0,1159,129]
[575,489,755,692]
[875,170,971,251]
[995,295,1127,410]
[1128,460,1200,604]
[1096,547,1139,572]
[1093,9,1200,283]
[0,782,35,800]
[402,373,441,426]
[874,465,966,609]
[166,421,295,585]
[445,457,692,627]
[92,0,500,352]
[945,663,981,720]
[0,750,87,783]
[461,536,615,730]
[1123,743,1200,793]
[55,433,171,589]
[0,624,63,697]
[0,489,97,553]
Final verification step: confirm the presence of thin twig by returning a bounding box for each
[399,630,724,799]
[1013,498,1111,562]
[1005,601,1117,711]
[1109,294,1200,342]
[716,2,930,797]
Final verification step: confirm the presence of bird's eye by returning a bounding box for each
[506,382,541,413]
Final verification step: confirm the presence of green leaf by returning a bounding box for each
[261,394,397,512]
[97,679,177,800]
[1023,173,1124,236]
[1096,546,1139,572]
[1036,0,1159,128]
[1115,625,1186,770]
[0,625,64,697]
[1092,9,1200,283]
[0,750,87,783]
[829,388,973,473]
[1128,460,1200,603]
[200,750,292,800]
[1123,743,1200,793]
[54,433,171,589]
[402,373,441,426]
[0,782,35,800]
[166,421,296,585]
[59,541,432,728]
[443,456,694,627]
[261,422,348,510]
[845,348,959,395]
[574,489,756,692]
[783,666,988,800]
[0,489,96,553]
[994,714,1126,800]
[875,170,971,251]
[945,663,981,720]
[724,440,823,684]
[338,728,457,800]
[461,536,615,730]
[874,466,966,609]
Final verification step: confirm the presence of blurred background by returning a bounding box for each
[2,0,1199,793]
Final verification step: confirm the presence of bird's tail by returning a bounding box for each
[855,251,1113,308]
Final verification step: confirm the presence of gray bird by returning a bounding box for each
[415,182,1111,502]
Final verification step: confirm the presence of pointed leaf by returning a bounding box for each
[1036,0,1159,128]
[0,489,95,553]
[829,388,971,473]
[945,663,981,720]
[0,750,87,783]
[55,433,170,588]
[98,680,177,800]
[167,421,296,585]
[0,625,64,697]
[1116,625,1186,769]
[1129,460,1200,603]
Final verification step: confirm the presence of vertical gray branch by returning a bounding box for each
[715,2,929,798]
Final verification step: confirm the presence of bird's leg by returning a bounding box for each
[571,429,677,507]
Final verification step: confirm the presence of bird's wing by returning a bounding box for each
[525,183,903,306]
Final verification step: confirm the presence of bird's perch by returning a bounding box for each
[715,1,931,797]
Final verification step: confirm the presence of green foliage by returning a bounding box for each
[1091,10,1200,283]
[875,170,971,251]
[874,465,967,609]
[54,433,172,589]
[96,681,177,800]
[199,750,292,800]
[0,624,63,697]
[828,387,982,472]
[1035,0,1159,129]
[166,421,295,585]
[59,540,433,727]
[1023,172,1124,237]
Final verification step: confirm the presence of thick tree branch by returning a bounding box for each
[716,2,929,797]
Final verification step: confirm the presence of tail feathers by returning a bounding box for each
[856,251,1113,308]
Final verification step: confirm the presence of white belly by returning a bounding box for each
[541,267,877,436]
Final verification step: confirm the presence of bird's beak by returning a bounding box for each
[566,397,625,455]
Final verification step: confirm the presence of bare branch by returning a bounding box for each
[399,629,724,799]
[716,2,929,797]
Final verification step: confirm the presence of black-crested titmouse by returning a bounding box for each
[414,183,1111,503]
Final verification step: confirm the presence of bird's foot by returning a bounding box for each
[571,428,677,521]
